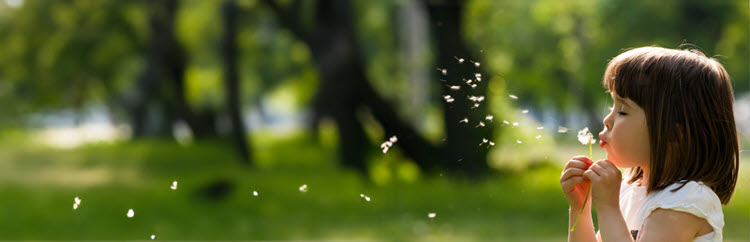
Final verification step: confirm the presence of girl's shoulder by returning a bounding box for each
[641,180,724,240]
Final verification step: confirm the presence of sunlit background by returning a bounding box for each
[0,0,748,240]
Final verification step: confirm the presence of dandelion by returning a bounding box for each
[571,127,596,232]
[558,126,569,133]
[381,135,398,154]
[475,121,485,128]
[428,213,437,218]
[521,109,529,114]
[299,184,308,193]
[73,197,81,210]
[459,118,469,123]
[127,209,135,218]
[509,94,518,100]
[253,191,259,196]
[170,181,178,190]
[485,115,493,121]
[151,235,156,240]
[443,95,455,103]
[450,85,460,90]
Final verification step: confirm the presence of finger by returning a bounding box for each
[560,167,585,182]
[596,160,617,169]
[564,160,589,170]
[589,162,607,175]
[561,177,588,192]
[571,155,594,166]
[583,169,599,182]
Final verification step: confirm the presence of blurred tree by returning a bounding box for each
[221,0,251,163]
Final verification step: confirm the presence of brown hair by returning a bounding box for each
[602,46,739,204]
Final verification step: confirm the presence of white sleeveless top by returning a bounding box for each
[619,180,723,241]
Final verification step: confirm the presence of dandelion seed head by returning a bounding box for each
[458,58,465,63]
[450,85,460,90]
[73,203,79,210]
[360,194,365,197]
[536,135,542,139]
[472,103,480,108]
[509,94,518,100]
[488,141,495,146]
[512,122,519,127]
[459,118,469,123]
[470,84,477,89]
[517,140,522,144]
[476,121,485,127]
[151,235,156,240]
[428,213,437,218]
[485,115,493,121]
[521,109,529,114]
[474,62,481,67]
[483,138,489,143]
[382,146,389,153]
[475,73,482,78]
[389,136,398,143]
[170,181,178,190]
[299,184,308,192]
[536,126,544,130]
[253,191,259,196]
[476,96,485,102]
[74,197,81,204]
[577,127,596,145]
[365,196,371,202]
[558,126,569,133]
[127,209,135,218]
[503,120,510,125]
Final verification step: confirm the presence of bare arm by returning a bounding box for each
[637,209,712,242]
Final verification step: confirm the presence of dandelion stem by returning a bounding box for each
[571,144,593,232]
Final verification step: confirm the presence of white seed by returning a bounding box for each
[516,140,522,144]
[512,122,519,127]
[558,126,569,133]
[536,126,544,130]
[73,203,79,210]
[485,115,493,121]
[503,120,510,125]
[151,235,156,240]
[299,184,308,192]
[475,73,482,78]
[509,94,518,100]
[365,196,371,202]
[521,109,529,114]
[476,121,485,127]
[474,62,481,67]
[253,191,258,196]
[536,135,542,139]
[459,118,469,123]
[488,141,495,146]
[389,135,398,143]
[170,181,178,190]
[450,85,460,90]
[127,209,135,218]
[428,213,437,218]
[458,58,465,63]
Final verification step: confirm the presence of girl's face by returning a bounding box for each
[599,93,650,169]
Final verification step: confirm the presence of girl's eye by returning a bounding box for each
[618,111,628,116]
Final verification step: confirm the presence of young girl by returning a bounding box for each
[560,46,740,242]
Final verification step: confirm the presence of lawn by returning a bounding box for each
[0,130,747,240]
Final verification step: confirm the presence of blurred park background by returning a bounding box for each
[0,0,748,240]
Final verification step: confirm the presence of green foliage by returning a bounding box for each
[0,131,748,239]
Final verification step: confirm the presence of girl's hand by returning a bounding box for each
[583,160,621,209]
[560,156,593,208]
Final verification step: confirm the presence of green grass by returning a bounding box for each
[0,131,747,240]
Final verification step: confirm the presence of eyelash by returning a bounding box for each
[608,106,628,116]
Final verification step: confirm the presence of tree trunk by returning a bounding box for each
[221,0,251,164]
[426,0,492,177]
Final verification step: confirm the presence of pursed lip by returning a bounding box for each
[599,134,608,148]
